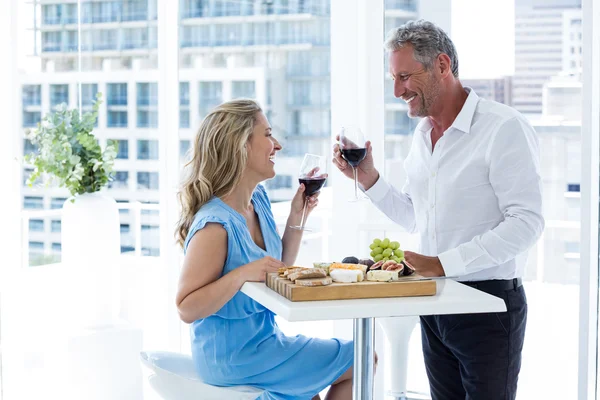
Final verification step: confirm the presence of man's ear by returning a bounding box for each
[437,53,452,78]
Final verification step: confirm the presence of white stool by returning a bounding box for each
[377,317,429,400]
[140,351,264,400]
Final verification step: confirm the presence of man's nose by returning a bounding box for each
[394,80,406,99]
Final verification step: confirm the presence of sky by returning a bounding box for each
[451,0,516,79]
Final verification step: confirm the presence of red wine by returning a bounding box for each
[341,148,367,168]
[299,177,327,196]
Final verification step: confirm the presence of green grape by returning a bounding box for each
[394,249,404,258]
[373,238,382,246]
[392,256,401,263]
[390,241,400,250]
[370,250,377,257]
[381,238,390,248]
[372,247,383,255]
[369,243,377,250]
[373,254,384,262]
[382,248,393,257]
[382,257,389,262]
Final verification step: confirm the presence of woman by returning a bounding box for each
[175,99,355,400]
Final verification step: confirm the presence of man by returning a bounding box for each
[333,20,544,400]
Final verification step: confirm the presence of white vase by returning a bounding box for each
[62,192,121,328]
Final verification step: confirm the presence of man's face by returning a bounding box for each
[389,45,440,118]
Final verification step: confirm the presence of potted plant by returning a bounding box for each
[25,93,121,326]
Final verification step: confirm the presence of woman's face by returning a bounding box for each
[246,112,282,181]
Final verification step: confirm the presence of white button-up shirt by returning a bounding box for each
[365,88,545,281]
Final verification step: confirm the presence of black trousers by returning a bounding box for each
[420,281,527,400]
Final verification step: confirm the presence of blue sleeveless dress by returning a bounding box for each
[184,185,353,400]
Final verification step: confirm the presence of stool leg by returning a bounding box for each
[353,317,375,400]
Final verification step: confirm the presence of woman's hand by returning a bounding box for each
[290,171,327,217]
[238,256,285,282]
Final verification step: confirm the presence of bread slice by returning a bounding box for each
[288,268,327,282]
[295,277,333,287]
[280,267,303,277]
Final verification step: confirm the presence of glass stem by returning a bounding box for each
[354,167,359,199]
[300,198,309,229]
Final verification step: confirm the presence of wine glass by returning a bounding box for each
[339,126,368,201]
[289,153,328,231]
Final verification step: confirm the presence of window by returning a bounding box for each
[141,201,159,216]
[137,110,158,128]
[199,82,222,118]
[567,183,581,192]
[42,4,63,25]
[42,31,62,52]
[107,83,128,106]
[137,140,159,160]
[180,140,191,159]
[50,198,66,209]
[121,246,135,254]
[113,140,129,159]
[51,220,61,233]
[23,139,38,156]
[116,199,130,214]
[123,27,149,49]
[50,84,69,109]
[137,172,159,190]
[265,175,293,190]
[232,81,256,99]
[29,219,44,232]
[180,110,190,128]
[122,0,148,21]
[51,243,62,252]
[180,82,190,128]
[108,111,128,128]
[23,196,43,210]
[80,83,98,107]
[29,242,44,251]
[137,82,158,106]
[120,224,130,234]
[137,83,158,128]
[23,111,41,127]
[109,171,129,189]
[22,85,41,107]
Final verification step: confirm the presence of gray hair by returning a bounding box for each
[384,19,459,78]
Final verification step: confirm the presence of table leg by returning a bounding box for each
[353,317,375,400]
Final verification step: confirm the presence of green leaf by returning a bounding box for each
[24,93,106,196]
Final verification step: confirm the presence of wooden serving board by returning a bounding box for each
[266,273,437,302]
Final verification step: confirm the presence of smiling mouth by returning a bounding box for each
[405,95,417,104]
[269,155,276,164]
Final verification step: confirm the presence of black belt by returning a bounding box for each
[460,278,522,292]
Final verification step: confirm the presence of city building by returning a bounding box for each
[513,0,582,115]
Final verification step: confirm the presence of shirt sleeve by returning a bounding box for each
[364,174,417,233]
[438,117,545,277]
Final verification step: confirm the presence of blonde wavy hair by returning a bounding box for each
[176,99,262,247]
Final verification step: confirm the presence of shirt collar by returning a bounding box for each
[414,87,480,135]
[451,87,479,134]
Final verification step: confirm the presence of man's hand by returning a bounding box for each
[332,136,379,190]
[404,251,446,277]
